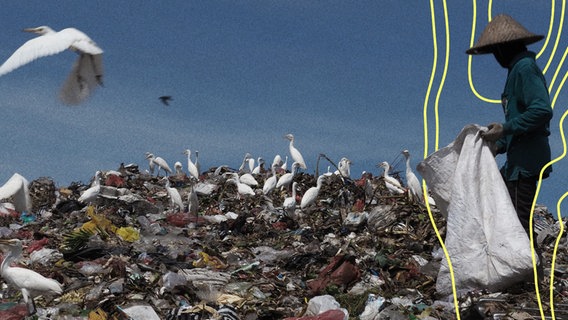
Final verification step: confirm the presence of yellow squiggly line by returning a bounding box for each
[467,1,500,104]
[553,57,568,107]
[434,1,450,151]
[425,0,460,318]
[549,47,568,93]
[551,191,567,319]
[423,0,438,159]
[536,0,556,61]
[532,108,568,320]
[542,0,564,74]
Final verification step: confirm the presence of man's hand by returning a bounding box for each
[481,123,504,142]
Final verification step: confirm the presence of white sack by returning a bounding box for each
[417,124,532,295]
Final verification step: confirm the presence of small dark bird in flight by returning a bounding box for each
[159,96,173,106]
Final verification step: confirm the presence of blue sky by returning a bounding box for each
[0,1,566,216]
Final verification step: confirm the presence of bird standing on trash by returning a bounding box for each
[378,161,404,195]
[183,149,200,181]
[78,171,102,204]
[0,239,63,315]
[301,175,326,210]
[283,181,298,218]
[145,153,173,177]
[285,134,307,170]
[262,164,279,195]
[0,26,103,105]
[163,177,183,211]
[402,150,424,203]
[276,162,301,190]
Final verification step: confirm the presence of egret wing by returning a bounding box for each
[6,267,63,294]
[0,33,74,76]
[58,28,103,55]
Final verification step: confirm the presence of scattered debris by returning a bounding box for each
[0,162,564,319]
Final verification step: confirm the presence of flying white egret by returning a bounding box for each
[78,171,102,204]
[402,150,424,203]
[0,239,63,315]
[276,162,301,190]
[301,175,326,210]
[283,182,298,218]
[284,134,307,170]
[163,177,183,211]
[145,153,172,177]
[0,26,103,105]
[225,173,255,197]
[183,149,200,180]
[262,164,279,195]
[378,162,405,195]
[0,173,31,213]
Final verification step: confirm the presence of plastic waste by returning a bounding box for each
[116,226,140,242]
[304,295,348,320]
[121,304,161,320]
[359,294,385,320]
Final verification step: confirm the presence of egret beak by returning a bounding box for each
[23,28,40,33]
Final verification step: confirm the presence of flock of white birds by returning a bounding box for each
[0,25,432,316]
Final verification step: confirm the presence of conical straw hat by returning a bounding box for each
[466,14,544,55]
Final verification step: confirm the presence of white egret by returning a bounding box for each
[0,239,63,315]
[402,150,424,203]
[0,173,31,213]
[174,162,183,175]
[145,153,172,177]
[283,182,298,218]
[334,157,352,179]
[252,157,265,175]
[247,157,255,173]
[163,177,183,211]
[183,149,200,180]
[280,155,289,173]
[276,162,301,190]
[284,134,307,170]
[239,153,253,173]
[378,162,405,195]
[0,26,103,105]
[78,171,102,204]
[225,173,255,197]
[272,154,283,168]
[187,183,199,215]
[262,164,278,195]
[301,175,326,210]
[239,173,259,187]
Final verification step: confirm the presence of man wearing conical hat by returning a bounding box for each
[470,15,552,247]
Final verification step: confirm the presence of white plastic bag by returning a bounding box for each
[417,124,533,295]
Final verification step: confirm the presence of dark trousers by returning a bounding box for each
[505,176,538,236]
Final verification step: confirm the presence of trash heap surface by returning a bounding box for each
[0,164,566,320]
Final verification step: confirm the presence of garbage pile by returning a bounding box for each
[0,162,565,320]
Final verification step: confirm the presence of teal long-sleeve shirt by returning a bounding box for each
[495,51,553,181]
